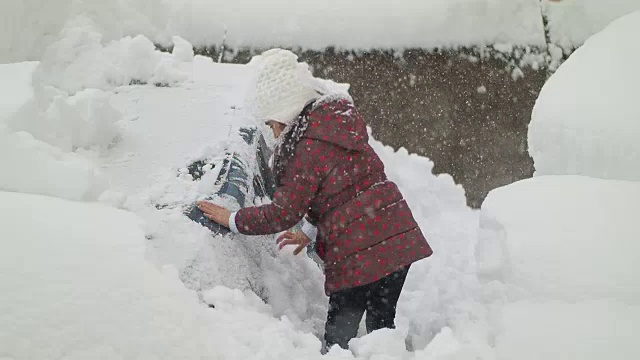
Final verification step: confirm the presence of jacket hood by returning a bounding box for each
[303,97,368,152]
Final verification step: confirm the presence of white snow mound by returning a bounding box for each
[529,10,640,181]
[0,191,221,359]
[372,140,482,351]
[477,175,640,303]
[0,130,106,201]
[0,191,334,360]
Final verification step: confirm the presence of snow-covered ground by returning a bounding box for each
[475,10,640,360]
[478,175,639,302]
[0,27,485,358]
[2,4,640,360]
[476,176,640,360]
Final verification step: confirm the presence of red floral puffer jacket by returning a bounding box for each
[235,98,433,294]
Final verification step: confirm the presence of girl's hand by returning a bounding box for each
[276,231,311,255]
[197,201,231,228]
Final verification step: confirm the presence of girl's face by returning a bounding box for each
[265,120,286,138]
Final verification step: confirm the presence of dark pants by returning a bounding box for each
[324,265,411,351]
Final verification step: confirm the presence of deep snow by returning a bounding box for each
[529,10,640,181]
[477,175,640,360]
[0,30,485,358]
[0,191,222,359]
[2,4,640,359]
[478,176,640,302]
[0,0,546,63]
[3,1,639,63]
[476,10,640,360]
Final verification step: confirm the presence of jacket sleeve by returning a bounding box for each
[300,217,318,241]
[234,138,331,235]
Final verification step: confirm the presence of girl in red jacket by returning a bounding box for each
[198,49,432,351]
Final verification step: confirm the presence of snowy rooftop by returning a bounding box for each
[2,1,639,63]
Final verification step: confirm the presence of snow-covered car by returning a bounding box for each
[182,126,275,235]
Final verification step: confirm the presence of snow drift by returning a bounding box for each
[0,190,329,360]
[477,175,640,302]
[5,5,639,357]
[529,10,640,181]
[477,176,640,360]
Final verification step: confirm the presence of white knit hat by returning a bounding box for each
[247,49,320,126]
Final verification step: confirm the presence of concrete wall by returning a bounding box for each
[220,49,547,208]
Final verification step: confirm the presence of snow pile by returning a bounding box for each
[1,0,546,63]
[0,26,197,201]
[0,191,219,359]
[8,88,120,152]
[371,141,484,352]
[0,191,333,360]
[0,62,107,200]
[544,0,640,50]
[529,10,640,181]
[33,17,189,94]
[0,0,167,63]
[6,5,640,356]
[477,176,640,360]
[0,130,106,201]
[477,176,639,302]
